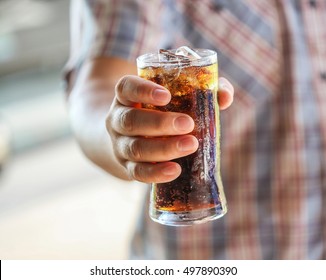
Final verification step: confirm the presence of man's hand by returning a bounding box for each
[106,75,234,183]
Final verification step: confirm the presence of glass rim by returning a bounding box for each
[136,48,217,68]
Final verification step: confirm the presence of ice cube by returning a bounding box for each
[175,46,201,60]
[159,49,181,62]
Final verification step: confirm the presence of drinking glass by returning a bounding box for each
[136,47,227,226]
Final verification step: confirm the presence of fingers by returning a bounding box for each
[110,107,194,136]
[126,161,182,183]
[115,75,171,106]
[116,75,234,110]
[114,134,198,183]
[109,75,234,183]
[114,135,198,183]
[108,75,198,183]
[116,135,198,162]
[218,77,234,110]
[120,135,198,183]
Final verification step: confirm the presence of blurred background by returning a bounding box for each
[0,0,144,259]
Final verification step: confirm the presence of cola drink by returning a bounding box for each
[137,47,227,225]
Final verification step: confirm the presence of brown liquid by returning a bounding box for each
[139,63,222,212]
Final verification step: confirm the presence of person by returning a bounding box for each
[64,0,326,259]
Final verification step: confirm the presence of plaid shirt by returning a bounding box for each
[66,0,326,259]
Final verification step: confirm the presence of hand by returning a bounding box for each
[106,75,234,183]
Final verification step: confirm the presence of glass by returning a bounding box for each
[136,47,227,226]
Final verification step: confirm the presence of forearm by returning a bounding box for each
[67,57,137,180]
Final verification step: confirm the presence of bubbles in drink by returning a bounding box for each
[138,49,222,212]
[137,48,227,225]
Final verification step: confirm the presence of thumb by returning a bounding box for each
[218,77,234,110]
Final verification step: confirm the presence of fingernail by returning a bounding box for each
[219,79,234,93]
[219,81,227,90]
[174,116,193,132]
[178,137,197,152]
[153,89,170,103]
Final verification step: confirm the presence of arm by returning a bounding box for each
[67,56,135,180]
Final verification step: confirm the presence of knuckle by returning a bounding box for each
[149,113,168,132]
[131,165,143,181]
[126,139,143,161]
[127,162,161,183]
[115,76,151,101]
[115,76,129,95]
[158,114,175,133]
[134,82,150,99]
[128,163,145,182]
[105,111,114,133]
[109,135,126,163]
[120,108,135,132]
[163,143,175,159]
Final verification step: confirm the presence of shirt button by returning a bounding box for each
[320,71,326,81]
[309,0,317,8]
